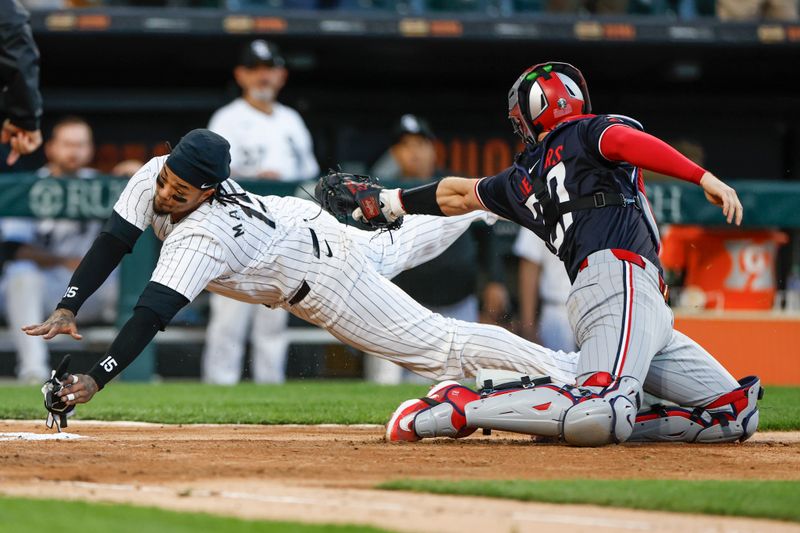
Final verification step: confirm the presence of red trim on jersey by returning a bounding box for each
[599,126,705,185]
[473,178,488,209]
[551,113,596,130]
[532,402,552,411]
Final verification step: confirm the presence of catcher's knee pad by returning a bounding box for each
[630,376,763,444]
[562,375,642,447]
[414,382,479,439]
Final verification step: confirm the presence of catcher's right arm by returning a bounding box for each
[315,171,404,231]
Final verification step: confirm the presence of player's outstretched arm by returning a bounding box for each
[599,126,743,225]
[699,172,743,226]
[22,308,82,340]
[389,177,484,217]
[434,177,484,216]
[317,171,488,227]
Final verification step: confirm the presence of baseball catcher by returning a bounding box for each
[365,62,762,446]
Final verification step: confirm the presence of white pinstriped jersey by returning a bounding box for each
[114,156,324,306]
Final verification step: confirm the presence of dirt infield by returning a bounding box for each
[2,420,800,532]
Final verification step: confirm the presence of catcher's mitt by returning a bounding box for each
[41,354,76,432]
[315,171,403,231]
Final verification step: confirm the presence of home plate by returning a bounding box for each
[0,432,87,441]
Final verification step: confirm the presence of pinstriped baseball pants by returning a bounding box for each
[568,250,738,406]
[286,213,578,384]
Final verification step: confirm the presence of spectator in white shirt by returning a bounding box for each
[203,40,320,385]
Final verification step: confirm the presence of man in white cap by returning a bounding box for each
[203,40,320,385]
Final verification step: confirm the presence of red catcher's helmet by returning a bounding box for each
[508,62,591,144]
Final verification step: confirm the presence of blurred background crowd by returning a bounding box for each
[1,0,799,385]
[15,0,800,21]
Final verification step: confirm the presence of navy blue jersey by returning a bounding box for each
[477,114,661,282]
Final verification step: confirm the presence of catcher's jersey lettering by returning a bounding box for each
[477,114,660,281]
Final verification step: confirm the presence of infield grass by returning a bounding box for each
[0,380,429,424]
[0,381,797,430]
[379,479,800,522]
[0,497,390,533]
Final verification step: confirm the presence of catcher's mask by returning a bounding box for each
[508,62,591,145]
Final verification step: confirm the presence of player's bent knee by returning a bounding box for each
[562,376,642,447]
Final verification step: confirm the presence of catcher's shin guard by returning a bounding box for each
[630,376,763,443]
[466,373,642,446]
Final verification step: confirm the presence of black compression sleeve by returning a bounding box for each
[86,283,188,389]
[136,282,190,330]
[103,210,144,250]
[399,181,445,216]
[56,212,142,315]
[56,232,130,316]
[87,306,162,389]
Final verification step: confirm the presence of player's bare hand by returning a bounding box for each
[2,119,42,165]
[699,172,743,226]
[56,374,98,406]
[22,308,82,340]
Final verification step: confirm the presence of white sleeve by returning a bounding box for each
[112,157,159,231]
[512,228,546,263]
[0,218,36,244]
[289,110,319,180]
[150,233,227,301]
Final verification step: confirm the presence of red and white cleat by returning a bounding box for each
[385,381,480,442]
[385,398,429,442]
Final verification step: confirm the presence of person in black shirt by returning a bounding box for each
[0,0,43,165]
